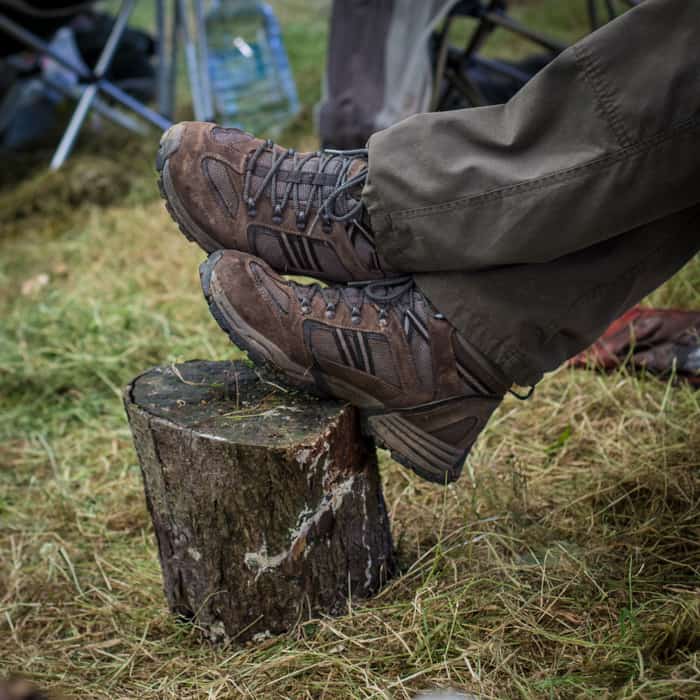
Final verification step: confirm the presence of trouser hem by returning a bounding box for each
[415,274,545,387]
[362,168,401,273]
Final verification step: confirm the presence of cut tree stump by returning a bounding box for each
[123,360,394,643]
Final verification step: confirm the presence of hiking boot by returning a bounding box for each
[200,250,510,484]
[157,121,393,282]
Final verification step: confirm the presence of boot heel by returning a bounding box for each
[365,411,467,485]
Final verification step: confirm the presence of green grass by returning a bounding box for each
[1,1,699,698]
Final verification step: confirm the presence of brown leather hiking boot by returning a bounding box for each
[200,250,509,484]
[157,121,393,282]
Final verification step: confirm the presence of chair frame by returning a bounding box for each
[0,0,216,169]
[432,0,641,112]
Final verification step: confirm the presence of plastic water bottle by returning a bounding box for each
[205,0,299,135]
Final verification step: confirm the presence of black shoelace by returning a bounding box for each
[242,140,368,232]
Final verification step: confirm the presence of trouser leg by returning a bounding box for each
[361,0,700,385]
[417,205,700,386]
[363,0,700,272]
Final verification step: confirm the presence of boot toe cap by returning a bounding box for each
[200,251,288,340]
[158,122,247,252]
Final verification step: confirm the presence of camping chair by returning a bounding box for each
[0,0,214,169]
[431,0,641,112]
[587,0,641,30]
[431,0,566,111]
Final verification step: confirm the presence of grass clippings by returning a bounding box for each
[1,1,699,698]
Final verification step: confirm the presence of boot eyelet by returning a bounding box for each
[247,198,257,218]
[296,212,307,231]
[301,303,311,315]
[272,204,283,224]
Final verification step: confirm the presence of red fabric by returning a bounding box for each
[569,306,700,386]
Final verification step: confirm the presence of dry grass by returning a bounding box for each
[1,1,699,698]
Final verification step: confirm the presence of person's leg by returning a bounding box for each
[362,0,700,385]
[194,205,698,484]
[364,0,700,272]
[417,204,700,387]
[159,0,700,483]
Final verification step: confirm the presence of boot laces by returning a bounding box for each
[291,275,439,330]
[242,140,368,232]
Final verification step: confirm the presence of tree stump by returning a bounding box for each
[123,360,394,643]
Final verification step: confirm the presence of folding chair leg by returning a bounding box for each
[160,0,180,120]
[0,12,89,79]
[193,0,214,121]
[44,77,148,135]
[156,0,173,118]
[50,0,136,170]
[484,11,566,54]
[178,0,207,122]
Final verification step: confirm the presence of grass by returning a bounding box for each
[1,1,699,698]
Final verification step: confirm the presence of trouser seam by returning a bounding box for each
[389,115,700,221]
[573,43,632,148]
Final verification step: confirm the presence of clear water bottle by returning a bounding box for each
[205,0,299,135]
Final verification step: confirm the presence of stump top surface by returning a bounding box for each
[127,360,349,448]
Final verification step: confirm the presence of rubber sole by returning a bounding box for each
[200,254,466,485]
[156,123,222,254]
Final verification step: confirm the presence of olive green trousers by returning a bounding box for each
[363,0,700,386]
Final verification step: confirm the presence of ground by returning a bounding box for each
[1,1,699,698]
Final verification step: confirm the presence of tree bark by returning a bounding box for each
[123,360,394,643]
